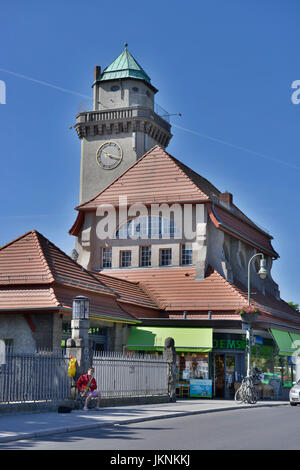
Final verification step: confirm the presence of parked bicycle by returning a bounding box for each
[235,370,261,404]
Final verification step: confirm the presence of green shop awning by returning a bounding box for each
[270,328,300,356]
[126,327,213,353]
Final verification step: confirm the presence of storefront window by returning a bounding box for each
[176,353,211,398]
[176,353,209,381]
[250,342,295,400]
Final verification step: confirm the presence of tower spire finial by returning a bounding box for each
[124,42,128,49]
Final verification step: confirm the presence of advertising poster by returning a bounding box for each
[190,379,212,398]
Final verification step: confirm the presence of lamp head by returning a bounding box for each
[258,257,267,280]
[72,296,90,320]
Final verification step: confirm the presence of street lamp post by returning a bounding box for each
[66,296,91,379]
[245,253,267,376]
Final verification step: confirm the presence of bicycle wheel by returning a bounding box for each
[245,386,258,404]
[251,387,258,404]
[235,386,245,404]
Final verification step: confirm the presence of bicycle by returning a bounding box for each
[235,374,260,404]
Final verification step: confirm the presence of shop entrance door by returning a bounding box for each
[214,354,225,398]
[225,355,235,399]
[214,354,242,399]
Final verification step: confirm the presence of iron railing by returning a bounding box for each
[0,349,169,404]
[93,351,169,398]
[0,348,70,404]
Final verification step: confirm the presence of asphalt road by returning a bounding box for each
[1,406,299,451]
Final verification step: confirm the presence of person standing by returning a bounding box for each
[76,367,101,411]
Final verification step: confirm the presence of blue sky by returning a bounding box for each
[0,0,299,305]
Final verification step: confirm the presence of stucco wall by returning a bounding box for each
[0,314,35,352]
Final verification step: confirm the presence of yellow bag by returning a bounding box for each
[68,357,77,377]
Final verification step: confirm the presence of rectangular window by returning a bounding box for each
[120,250,132,268]
[181,244,193,265]
[140,246,151,267]
[160,248,172,266]
[102,247,112,268]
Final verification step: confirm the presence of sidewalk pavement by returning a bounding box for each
[0,399,288,444]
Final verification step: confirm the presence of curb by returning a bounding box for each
[0,401,288,444]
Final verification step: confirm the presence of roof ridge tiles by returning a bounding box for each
[209,268,248,304]
[49,286,61,307]
[35,231,118,295]
[31,230,56,284]
[92,271,160,310]
[138,281,163,309]
[169,155,219,199]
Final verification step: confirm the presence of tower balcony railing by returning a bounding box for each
[76,106,171,132]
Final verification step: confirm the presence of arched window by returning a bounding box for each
[116,216,180,239]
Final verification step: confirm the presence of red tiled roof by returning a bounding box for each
[101,266,247,311]
[0,231,54,284]
[208,204,278,258]
[101,266,299,326]
[53,285,137,322]
[91,271,159,310]
[0,230,138,323]
[0,287,60,310]
[0,230,113,294]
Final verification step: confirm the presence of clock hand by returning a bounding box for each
[103,150,121,160]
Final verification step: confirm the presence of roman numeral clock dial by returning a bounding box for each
[96,141,123,169]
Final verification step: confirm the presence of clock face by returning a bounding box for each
[96,141,123,170]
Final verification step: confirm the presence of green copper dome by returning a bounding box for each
[98,45,152,84]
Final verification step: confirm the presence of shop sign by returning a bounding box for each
[213,338,246,350]
[255,336,264,345]
[190,379,212,398]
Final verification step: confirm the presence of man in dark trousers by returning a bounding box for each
[76,367,101,411]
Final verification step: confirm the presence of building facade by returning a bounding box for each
[69,46,300,400]
[1,46,300,400]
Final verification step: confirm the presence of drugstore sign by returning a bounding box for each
[213,338,246,350]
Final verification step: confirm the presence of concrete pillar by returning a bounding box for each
[66,318,92,380]
[163,337,177,402]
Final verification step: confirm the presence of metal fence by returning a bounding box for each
[0,349,169,404]
[0,349,70,404]
[93,352,169,398]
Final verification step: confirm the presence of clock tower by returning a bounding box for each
[74,45,173,203]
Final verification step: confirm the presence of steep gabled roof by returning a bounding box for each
[75,146,211,210]
[208,204,278,258]
[0,230,154,321]
[69,146,278,257]
[0,230,112,295]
